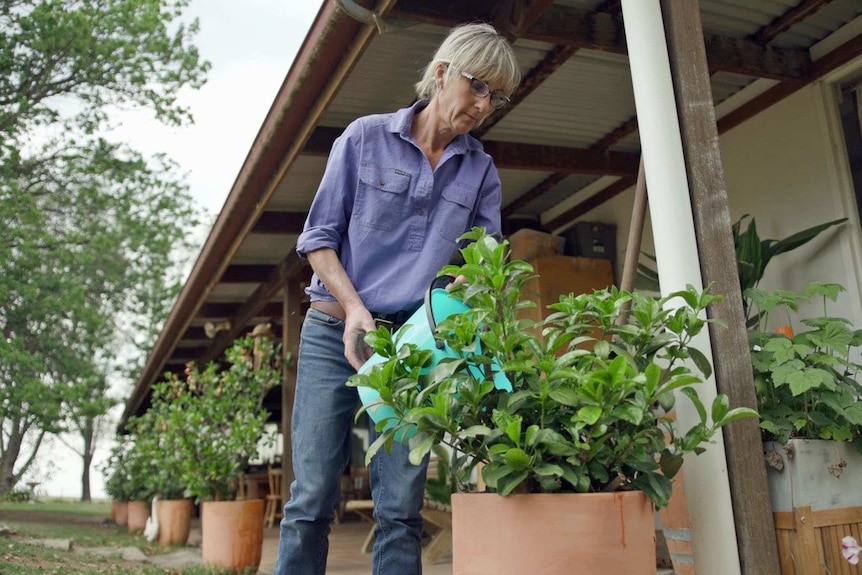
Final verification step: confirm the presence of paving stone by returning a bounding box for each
[121,546,149,562]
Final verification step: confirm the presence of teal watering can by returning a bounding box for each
[357,276,512,439]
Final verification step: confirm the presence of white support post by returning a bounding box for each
[619,2,742,574]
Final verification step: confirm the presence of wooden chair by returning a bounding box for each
[264,466,284,528]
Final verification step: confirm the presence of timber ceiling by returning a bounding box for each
[122,0,862,426]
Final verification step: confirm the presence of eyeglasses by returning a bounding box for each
[460,71,510,110]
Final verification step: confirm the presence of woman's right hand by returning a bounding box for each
[343,309,377,371]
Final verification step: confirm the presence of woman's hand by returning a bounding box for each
[343,309,377,371]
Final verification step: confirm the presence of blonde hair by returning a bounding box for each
[415,23,521,101]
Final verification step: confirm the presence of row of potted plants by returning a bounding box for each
[101,328,281,569]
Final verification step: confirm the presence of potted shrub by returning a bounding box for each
[349,229,757,575]
[156,327,282,570]
[747,282,862,575]
[125,406,193,547]
[101,436,133,526]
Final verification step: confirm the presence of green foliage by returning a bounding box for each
[100,434,152,501]
[636,215,846,328]
[350,229,757,509]
[747,283,862,450]
[0,0,209,497]
[143,334,282,502]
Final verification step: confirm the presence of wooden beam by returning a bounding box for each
[220,265,277,283]
[594,116,639,151]
[661,3,781,574]
[481,140,640,175]
[302,126,343,156]
[498,0,555,42]
[252,211,307,235]
[702,33,809,81]
[502,173,568,219]
[718,32,862,135]
[199,251,308,365]
[388,0,810,80]
[182,324,282,341]
[750,0,835,45]
[544,176,636,230]
[197,301,285,320]
[280,277,302,491]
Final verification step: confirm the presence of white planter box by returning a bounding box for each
[763,439,862,575]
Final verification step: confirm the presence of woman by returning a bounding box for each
[275,22,520,575]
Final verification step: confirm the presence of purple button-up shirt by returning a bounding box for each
[296,101,502,314]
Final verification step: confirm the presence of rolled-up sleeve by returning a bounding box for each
[296,122,362,258]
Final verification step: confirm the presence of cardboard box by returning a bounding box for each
[507,229,565,263]
[520,256,615,345]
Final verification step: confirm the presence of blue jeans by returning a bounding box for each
[274,307,429,575]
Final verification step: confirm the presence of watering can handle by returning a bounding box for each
[424,275,456,341]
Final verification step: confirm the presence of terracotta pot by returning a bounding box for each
[658,473,695,575]
[451,491,655,575]
[156,498,194,547]
[111,500,128,526]
[126,500,150,532]
[201,499,264,571]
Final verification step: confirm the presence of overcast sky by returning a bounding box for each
[40,0,321,499]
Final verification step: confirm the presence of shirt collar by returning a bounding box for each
[388,100,484,154]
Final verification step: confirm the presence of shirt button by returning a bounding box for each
[379,180,385,186]
[417,209,424,215]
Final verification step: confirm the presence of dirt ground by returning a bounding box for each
[0,509,106,525]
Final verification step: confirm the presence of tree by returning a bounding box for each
[0,0,209,498]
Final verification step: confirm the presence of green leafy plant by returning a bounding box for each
[637,215,846,327]
[124,408,188,500]
[146,332,282,502]
[100,434,156,502]
[747,282,862,450]
[349,229,756,509]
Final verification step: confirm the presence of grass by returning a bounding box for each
[0,498,111,516]
[0,499,254,575]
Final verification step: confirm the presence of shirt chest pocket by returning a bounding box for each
[436,182,477,242]
[355,166,411,231]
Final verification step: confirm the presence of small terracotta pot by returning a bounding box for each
[156,498,194,547]
[201,499,264,571]
[111,500,128,526]
[126,500,150,532]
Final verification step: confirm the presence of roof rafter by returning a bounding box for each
[199,251,308,365]
[750,0,836,45]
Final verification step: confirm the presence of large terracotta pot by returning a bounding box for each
[111,500,128,526]
[201,499,264,571]
[126,500,150,532]
[156,498,194,547]
[452,491,655,575]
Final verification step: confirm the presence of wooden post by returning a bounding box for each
[281,278,303,498]
[659,2,781,574]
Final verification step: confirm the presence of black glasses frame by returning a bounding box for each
[460,71,510,110]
